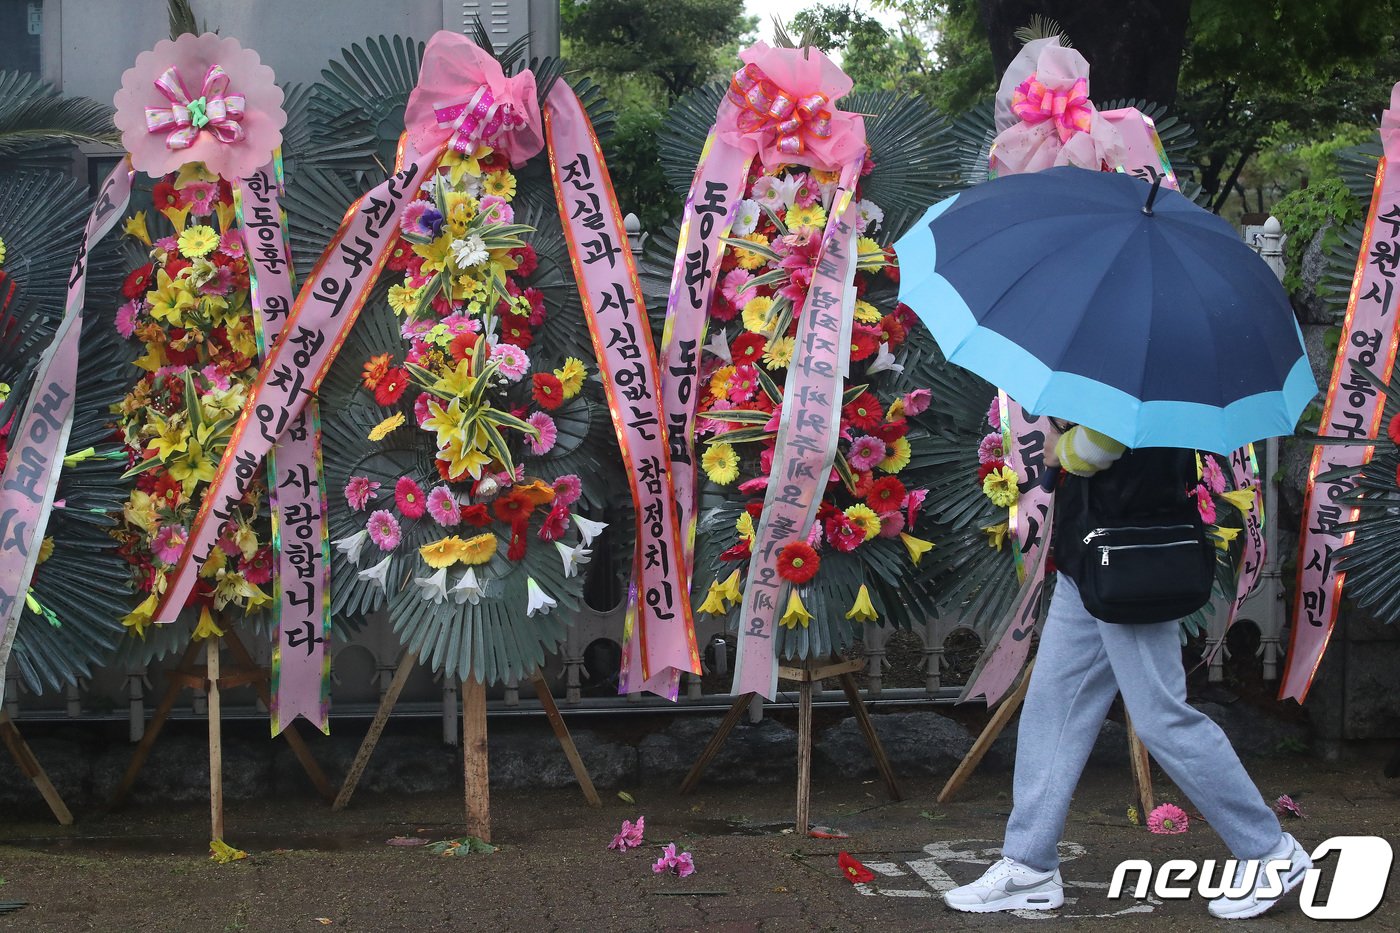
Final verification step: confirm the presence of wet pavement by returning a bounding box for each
[0,747,1397,931]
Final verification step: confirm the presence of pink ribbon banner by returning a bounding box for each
[544,81,701,687]
[153,153,434,626]
[0,160,134,700]
[1225,446,1266,626]
[963,107,1186,706]
[234,162,332,735]
[732,169,862,700]
[1284,84,1400,702]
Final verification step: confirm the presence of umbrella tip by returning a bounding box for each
[1142,175,1164,216]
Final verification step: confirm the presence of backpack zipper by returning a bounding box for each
[1083,523,1194,544]
[1099,540,1196,565]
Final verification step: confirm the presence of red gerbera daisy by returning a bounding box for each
[719,539,752,562]
[460,503,493,527]
[849,324,882,362]
[152,180,180,212]
[873,419,909,444]
[777,541,820,584]
[499,315,534,349]
[977,458,1005,482]
[838,851,875,884]
[1389,411,1400,446]
[123,263,154,300]
[395,476,426,519]
[731,332,768,366]
[449,332,479,362]
[494,489,534,524]
[879,314,907,346]
[374,367,410,406]
[532,373,564,410]
[867,476,907,512]
[386,237,413,271]
[842,392,883,432]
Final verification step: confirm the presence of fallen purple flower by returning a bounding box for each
[1275,794,1306,819]
[653,842,696,877]
[609,816,645,851]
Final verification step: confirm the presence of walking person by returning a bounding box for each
[944,422,1311,919]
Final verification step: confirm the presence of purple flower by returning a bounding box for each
[847,435,887,472]
[400,200,444,238]
[1275,794,1306,819]
[527,412,558,455]
[426,486,460,527]
[367,510,401,551]
[608,816,645,851]
[345,476,380,511]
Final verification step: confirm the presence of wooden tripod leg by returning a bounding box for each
[836,669,902,801]
[109,637,204,808]
[462,678,490,842]
[938,658,1037,804]
[1125,711,1155,815]
[333,651,417,811]
[795,670,814,835]
[207,640,224,843]
[679,690,755,794]
[0,712,73,825]
[531,672,601,808]
[221,630,334,801]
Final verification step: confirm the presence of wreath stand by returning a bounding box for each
[0,711,73,825]
[108,630,336,833]
[680,655,903,834]
[332,650,601,843]
[937,658,1156,814]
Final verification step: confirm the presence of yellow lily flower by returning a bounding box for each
[1220,489,1256,514]
[439,433,493,480]
[123,210,152,246]
[780,589,812,629]
[413,236,453,275]
[1210,525,1242,550]
[145,268,196,324]
[697,579,729,616]
[846,584,879,623]
[149,413,190,460]
[170,441,217,494]
[982,521,1010,551]
[192,604,225,640]
[899,533,935,566]
[716,569,742,606]
[440,144,492,184]
[433,359,478,399]
[174,161,218,188]
[423,397,467,447]
[121,593,159,639]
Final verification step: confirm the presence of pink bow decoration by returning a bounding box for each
[1010,73,1091,143]
[145,64,246,150]
[728,63,833,157]
[404,32,543,166]
[433,84,527,155]
[715,41,865,171]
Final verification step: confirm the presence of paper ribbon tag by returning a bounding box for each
[0,160,134,703]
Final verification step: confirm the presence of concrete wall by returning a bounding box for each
[38,0,555,98]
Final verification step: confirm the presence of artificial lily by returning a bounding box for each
[526,576,557,617]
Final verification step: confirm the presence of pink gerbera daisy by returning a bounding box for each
[903,388,932,416]
[395,476,426,519]
[479,194,514,225]
[201,364,231,390]
[490,342,530,382]
[367,510,401,551]
[217,230,245,259]
[527,412,558,455]
[847,435,887,472]
[1193,483,1216,524]
[151,524,188,564]
[426,486,460,526]
[1147,802,1189,834]
[344,476,380,511]
[986,396,1002,429]
[1202,455,1227,494]
[978,432,1004,465]
[115,300,140,338]
[178,180,219,216]
[552,474,582,507]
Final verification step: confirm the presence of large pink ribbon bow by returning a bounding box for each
[433,84,528,155]
[728,62,833,157]
[1011,74,1092,143]
[145,64,246,150]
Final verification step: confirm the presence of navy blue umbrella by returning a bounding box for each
[894,165,1315,453]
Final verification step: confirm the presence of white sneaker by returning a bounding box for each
[1208,833,1312,919]
[944,856,1065,913]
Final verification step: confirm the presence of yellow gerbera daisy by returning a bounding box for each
[786,204,826,230]
[484,170,517,201]
[880,436,912,473]
[421,536,469,569]
[459,532,499,565]
[741,295,775,334]
[857,236,887,272]
[709,365,736,402]
[735,510,755,543]
[982,464,1020,507]
[844,504,882,542]
[703,442,740,485]
[177,224,219,258]
[733,233,770,270]
[762,336,794,370]
[387,283,422,316]
[368,412,405,441]
[556,357,587,398]
[853,299,882,324]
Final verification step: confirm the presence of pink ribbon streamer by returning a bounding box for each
[0,161,134,701]
[234,163,332,736]
[731,165,863,700]
[1284,82,1400,702]
[146,64,246,150]
[544,81,701,687]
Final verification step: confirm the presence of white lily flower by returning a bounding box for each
[555,540,593,578]
[358,555,392,591]
[856,199,885,233]
[451,567,484,605]
[414,566,449,605]
[704,328,732,362]
[730,199,761,236]
[333,529,369,566]
[770,175,801,209]
[572,514,609,547]
[526,576,557,617]
[865,342,904,375]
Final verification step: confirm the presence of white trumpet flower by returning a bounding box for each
[414,566,449,605]
[451,567,484,605]
[357,555,392,591]
[572,514,608,547]
[333,529,369,566]
[555,540,593,578]
[704,328,732,363]
[526,576,557,617]
[865,342,904,375]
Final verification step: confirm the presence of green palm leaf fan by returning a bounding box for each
[0,170,130,695]
[0,71,119,174]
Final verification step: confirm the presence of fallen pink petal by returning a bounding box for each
[609,816,645,851]
[1275,794,1306,818]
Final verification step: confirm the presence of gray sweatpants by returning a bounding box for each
[1002,574,1283,873]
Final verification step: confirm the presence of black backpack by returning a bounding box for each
[1053,447,1216,624]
